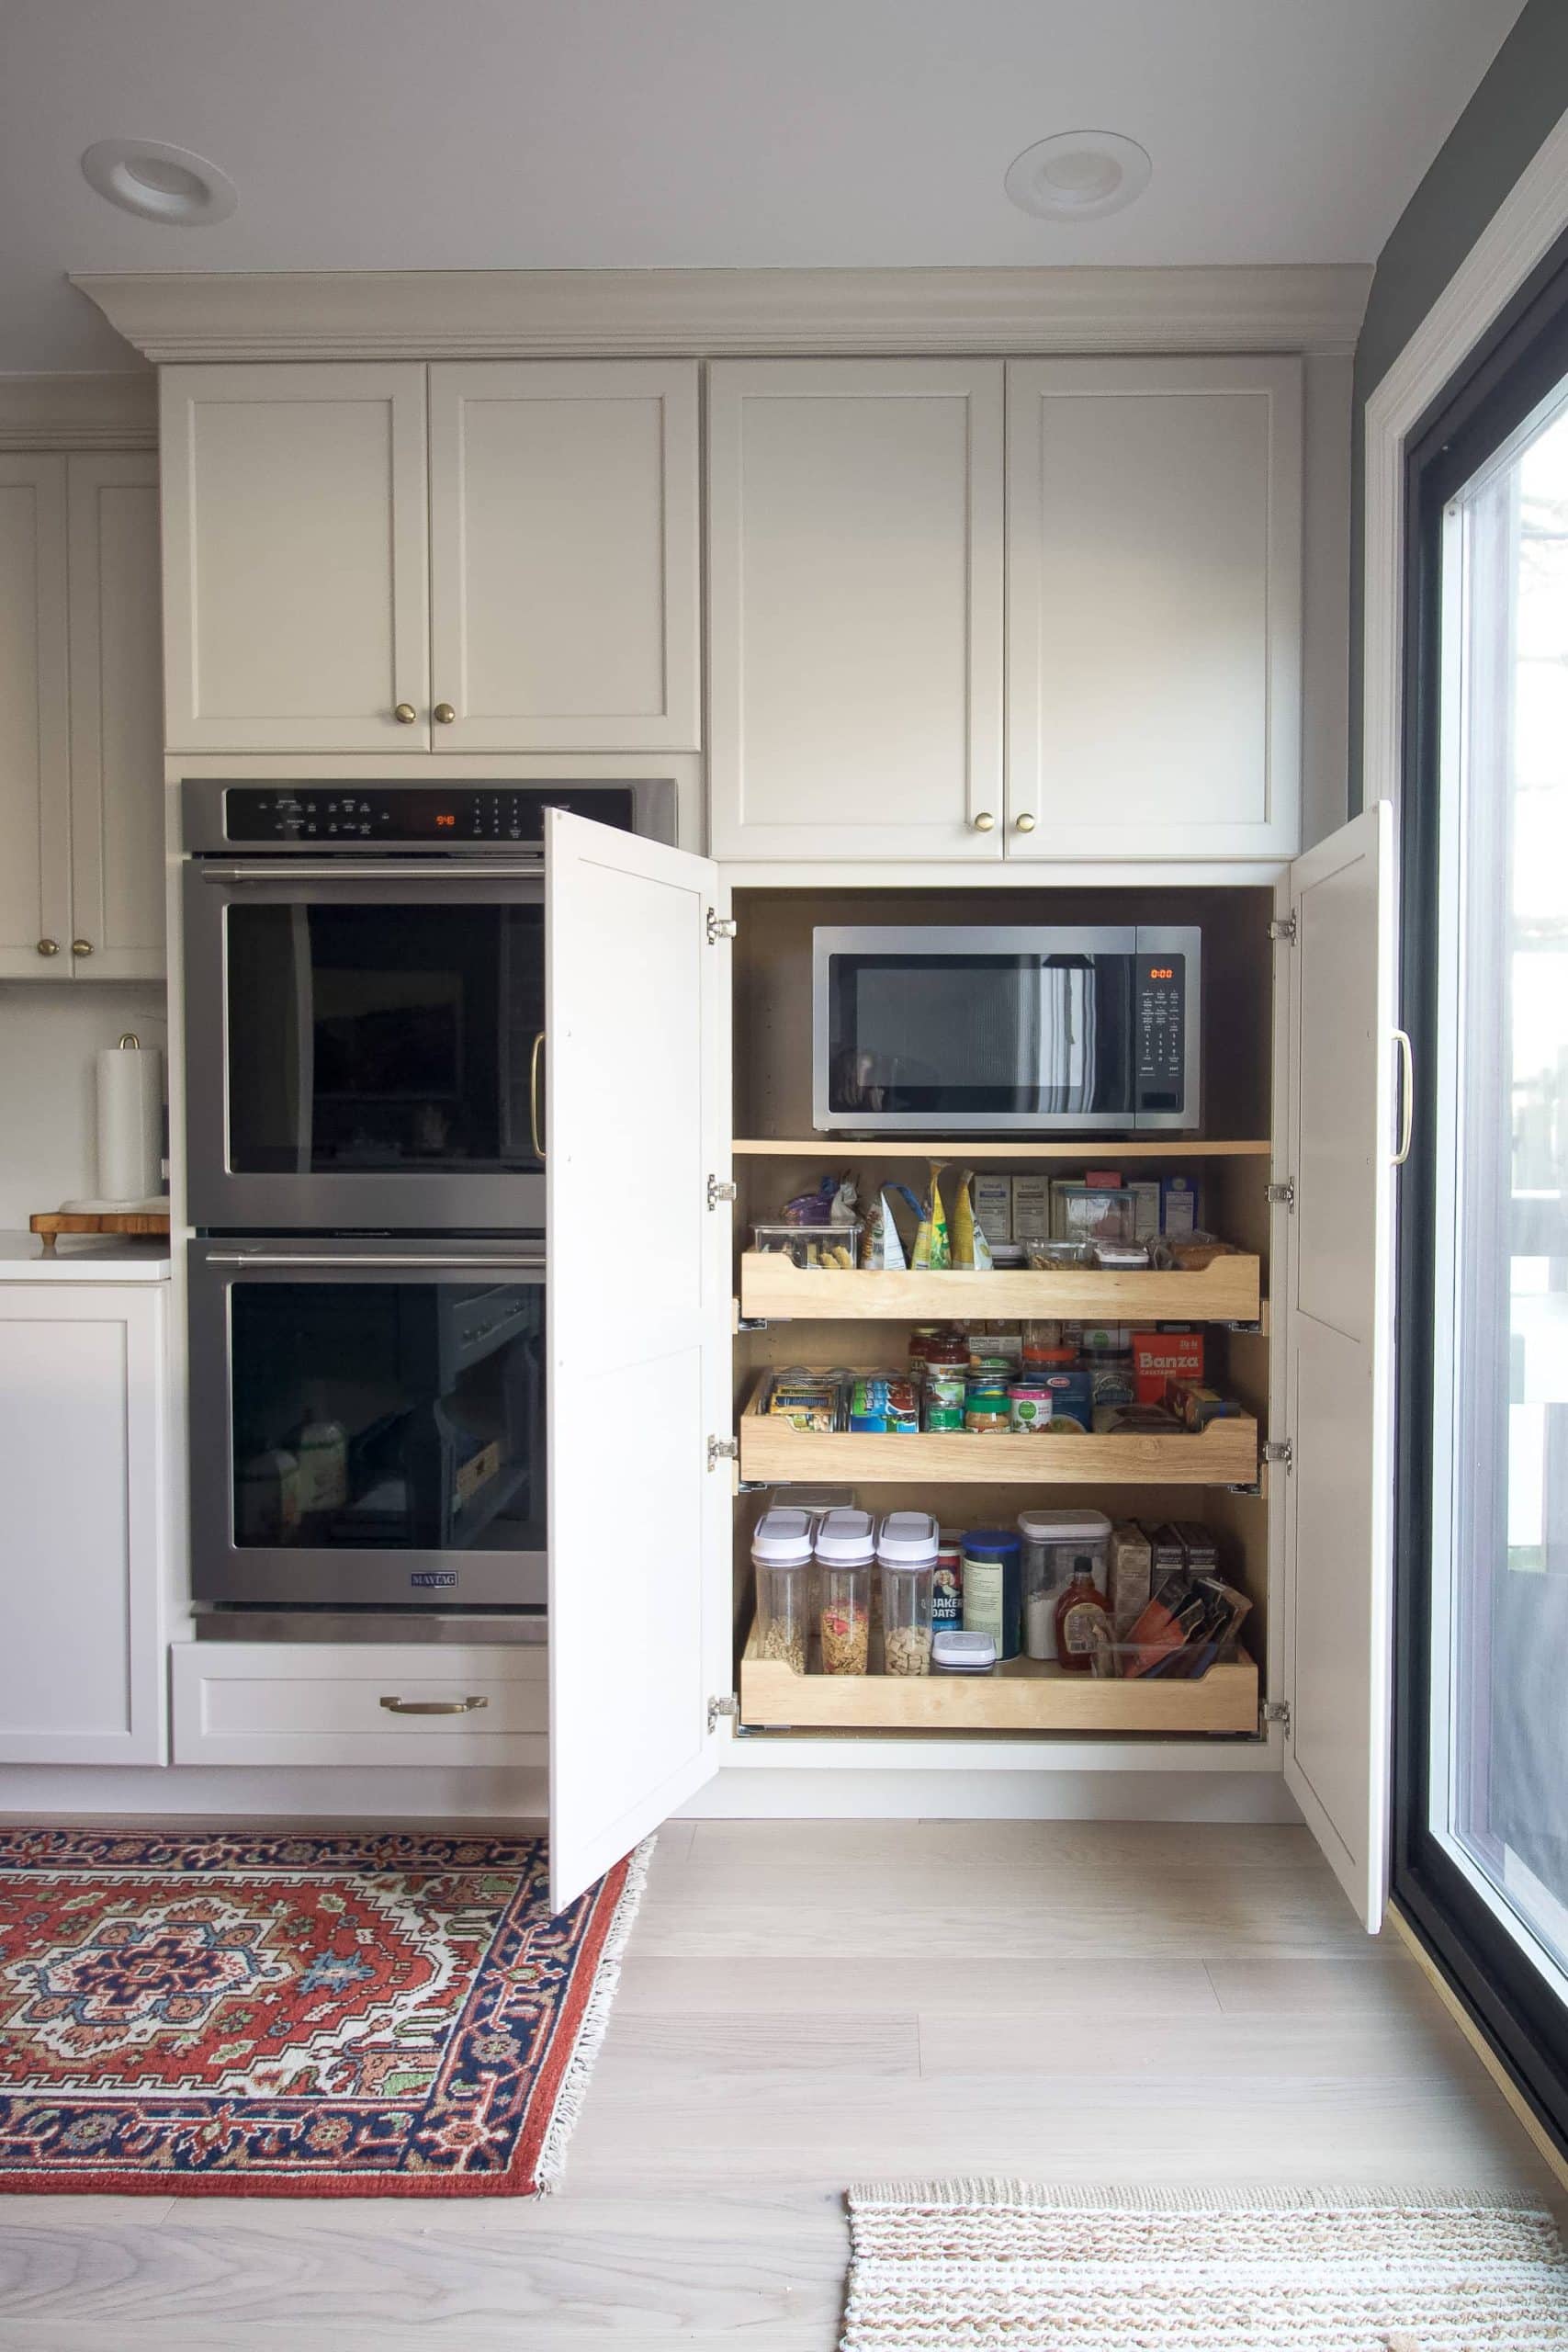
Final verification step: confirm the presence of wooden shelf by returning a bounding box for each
[739,1251,1261,1326]
[740,1380,1258,1487]
[739,1620,1259,1735]
[732,1138,1272,1159]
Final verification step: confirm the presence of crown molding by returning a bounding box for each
[71,264,1372,364]
[0,370,156,449]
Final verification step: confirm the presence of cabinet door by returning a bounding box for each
[161,364,430,752]
[1282,804,1398,1930]
[67,453,164,978]
[429,362,699,752]
[1007,356,1303,860]
[0,1285,167,1763]
[708,359,1005,862]
[0,455,70,977]
[546,810,728,1910]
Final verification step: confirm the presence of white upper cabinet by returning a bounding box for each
[707,359,1006,862]
[67,453,164,979]
[161,363,431,752]
[428,362,699,752]
[1007,356,1303,861]
[0,455,70,976]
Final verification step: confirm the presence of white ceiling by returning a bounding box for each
[0,0,1527,372]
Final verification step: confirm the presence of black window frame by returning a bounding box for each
[1394,224,1568,2161]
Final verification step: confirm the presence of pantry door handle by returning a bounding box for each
[529,1030,546,1164]
[1393,1028,1416,1166]
[379,1695,490,1715]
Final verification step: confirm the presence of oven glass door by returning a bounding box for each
[190,1242,547,1611]
[185,867,546,1228]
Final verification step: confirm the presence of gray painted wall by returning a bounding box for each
[1348,0,1568,808]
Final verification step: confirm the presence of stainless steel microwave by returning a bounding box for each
[813,925,1201,1135]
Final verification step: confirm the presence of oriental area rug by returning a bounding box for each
[0,1826,649,2197]
[842,2181,1568,2351]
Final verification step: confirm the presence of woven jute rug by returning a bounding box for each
[842,2181,1568,2350]
[0,1826,651,2197]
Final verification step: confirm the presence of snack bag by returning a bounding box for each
[861,1187,908,1272]
[911,1162,952,1272]
[950,1170,995,1272]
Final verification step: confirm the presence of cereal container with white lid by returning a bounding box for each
[751,1508,816,1675]
[876,1511,939,1678]
[816,1508,874,1675]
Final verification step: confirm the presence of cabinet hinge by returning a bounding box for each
[707,1692,739,1734]
[706,1434,739,1472]
[707,1175,738,1210]
[1261,1437,1293,1471]
[1266,1179,1296,1211]
[1261,1699,1292,1733]
[1269,915,1298,944]
[706,909,739,944]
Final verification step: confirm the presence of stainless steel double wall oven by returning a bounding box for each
[182,776,674,1620]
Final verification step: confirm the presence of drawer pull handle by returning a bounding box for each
[378,1694,490,1715]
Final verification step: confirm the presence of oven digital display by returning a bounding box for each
[222,786,637,842]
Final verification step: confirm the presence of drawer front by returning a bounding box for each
[171,1642,547,1767]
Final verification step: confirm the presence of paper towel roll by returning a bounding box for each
[96,1035,163,1206]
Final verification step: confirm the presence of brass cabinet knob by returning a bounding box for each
[72,939,93,957]
[434,701,456,725]
[972,810,996,831]
[1015,812,1038,833]
[393,702,417,724]
[36,937,59,957]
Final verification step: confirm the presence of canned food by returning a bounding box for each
[923,1368,966,1432]
[1008,1382,1054,1431]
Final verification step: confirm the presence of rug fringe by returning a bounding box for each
[533,1833,656,2194]
[848,2180,1555,2218]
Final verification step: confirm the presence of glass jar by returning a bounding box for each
[816,1508,874,1675]
[750,1508,815,1675]
[1018,1508,1111,1660]
[876,1511,938,1677]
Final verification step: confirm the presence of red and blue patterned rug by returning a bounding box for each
[0,1826,648,2197]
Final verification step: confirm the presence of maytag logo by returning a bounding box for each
[410,1570,457,1589]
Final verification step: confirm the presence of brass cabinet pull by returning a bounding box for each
[972,811,996,831]
[36,938,59,957]
[393,702,417,724]
[1014,812,1037,834]
[71,939,93,957]
[379,1694,490,1716]
[528,1030,546,1163]
[434,701,456,724]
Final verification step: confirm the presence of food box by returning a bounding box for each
[1165,1378,1240,1431]
[1010,1174,1052,1240]
[1131,1328,1205,1405]
[1159,1174,1201,1238]
[973,1174,1013,1243]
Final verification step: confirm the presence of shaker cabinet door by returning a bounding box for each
[66,453,164,978]
[161,363,430,752]
[1006,356,1303,860]
[428,362,700,752]
[707,359,1005,862]
[0,455,71,978]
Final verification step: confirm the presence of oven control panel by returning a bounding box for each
[1134,957,1188,1114]
[222,785,637,843]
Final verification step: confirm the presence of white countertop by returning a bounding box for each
[0,1232,172,1282]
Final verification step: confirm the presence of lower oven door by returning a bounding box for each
[189,1238,547,1611]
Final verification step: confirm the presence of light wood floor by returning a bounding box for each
[0,1820,1558,2350]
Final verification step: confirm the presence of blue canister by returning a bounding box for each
[961,1528,1022,1660]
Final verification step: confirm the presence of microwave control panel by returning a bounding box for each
[221,785,637,843]
[1134,958,1187,1114]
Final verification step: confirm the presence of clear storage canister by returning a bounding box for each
[1019,1507,1111,1660]
[751,1508,816,1675]
[876,1510,939,1677]
[816,1507,875,1675]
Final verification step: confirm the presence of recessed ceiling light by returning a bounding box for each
[81,139,237,227]
[1005,131,1152,222]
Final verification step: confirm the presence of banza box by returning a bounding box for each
[1131,1329,1204,1405]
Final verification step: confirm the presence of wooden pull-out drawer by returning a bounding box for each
[171,1641,547,1768]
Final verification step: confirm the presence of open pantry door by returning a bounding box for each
[1281,800,1400,1931]
[545,809,731,1912]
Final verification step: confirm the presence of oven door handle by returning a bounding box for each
[197,859,546,884]
[201,1252,547,1272]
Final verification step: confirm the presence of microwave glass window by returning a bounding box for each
[229,1281,546,1555]
[827,952,1142,1118]
[224,901,543,1175]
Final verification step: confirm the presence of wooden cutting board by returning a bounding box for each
[29,1208,171,1255]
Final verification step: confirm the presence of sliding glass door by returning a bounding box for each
[1397,252,1568,2152]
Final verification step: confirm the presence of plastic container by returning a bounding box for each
[962,1528,1022,1659]
[750,1508,815,1675]
[932,1628,997,1675]
[876,1511,938,1677]
[816,1507,875,1675]
[751,1221,863,1270]
[1018,1508,1111,1661]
